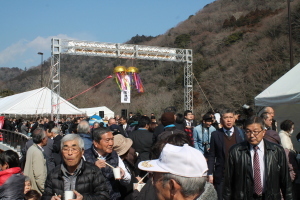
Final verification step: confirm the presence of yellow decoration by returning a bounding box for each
[126,66,139,73]
[113,66,127,73]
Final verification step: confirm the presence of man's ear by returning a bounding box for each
[170,179,181,197]
[93,140,98,147]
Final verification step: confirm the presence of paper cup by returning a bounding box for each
[64,190,75,200]
[133,183,146,192]
[113,167,121,179]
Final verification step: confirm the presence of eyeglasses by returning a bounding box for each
[245,129,264,136]
[62,148,81,153]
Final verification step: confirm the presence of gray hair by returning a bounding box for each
[51,127,60,135]
[77,120,90,134]
[220,109,235,117]
[162,173,206,198]
[24,176,31,182]
[260,112,269,120]
[32,128,46,144]
[61,134,85,150]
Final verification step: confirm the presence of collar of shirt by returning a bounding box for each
[61,159,83,176]
[138,128,147,130]
[185,119,192,126]
[250,140,264,152]
[223,127,234,136]
[93,146,107,160]
[37,144,44,151]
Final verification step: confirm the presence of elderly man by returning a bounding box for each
[138,143,216,200]
[260,112,273,130]
[42,134,109,200]
[84,127,131,200]
[207,109,245,200]
[263,106,277,131]
[51,127,63,166]
[107,118,117,128]
[77,120,93,150]
[223,116,293,199]
[24,128,48,194]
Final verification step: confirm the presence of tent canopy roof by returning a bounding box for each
[0,87,84,115]
[79,106,114,118]
[255,62,300,106]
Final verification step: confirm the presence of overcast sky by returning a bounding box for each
[0,0,215,69]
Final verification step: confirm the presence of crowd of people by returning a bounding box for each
[0,105,299,200]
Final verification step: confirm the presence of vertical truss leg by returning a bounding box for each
[184,49,193,111]
[51,39,61,121]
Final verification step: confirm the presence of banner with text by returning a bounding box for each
[121,90,130,103]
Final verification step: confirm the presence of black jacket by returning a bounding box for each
[0,168,25,200]
[223,139,293,200]
[207,127,244,184]
[42,161,109,200]
[129,129,154,162]
[52,134,63,166]
[157,127,186,141]
[84,147,121,200]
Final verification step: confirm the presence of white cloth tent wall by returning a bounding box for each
[0,87,84,116]
[79,106,114,119]
[255,62,300,151]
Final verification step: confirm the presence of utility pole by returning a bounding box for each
[287,0,294,69]
[38,52,44,87]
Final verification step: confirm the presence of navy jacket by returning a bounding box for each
[207,127,245,184]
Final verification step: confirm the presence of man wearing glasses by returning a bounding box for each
[42,134,109,200]
[223,116,293,200]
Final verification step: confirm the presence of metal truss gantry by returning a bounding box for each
[51,38,193,119]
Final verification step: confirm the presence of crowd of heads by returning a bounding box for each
[1,104,299,200]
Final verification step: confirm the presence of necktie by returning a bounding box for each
[226,130,231,137]
[253,146,263,195]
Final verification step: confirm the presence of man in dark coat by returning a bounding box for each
[207,109,245,200]
[118,116,130,137]
[129,116,155,163]
[42,134,109,200]
[183,110,197,145]
[3,117,15,131]
[223,116,293,200]
[84,127,131,200]
[77,120,93,150]
[51,127,63,166]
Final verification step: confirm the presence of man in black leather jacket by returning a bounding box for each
[42,134,109,200]
[223,116,293,200]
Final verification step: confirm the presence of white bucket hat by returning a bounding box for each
[138,143,208,177]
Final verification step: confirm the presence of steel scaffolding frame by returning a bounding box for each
[51,38,193,119]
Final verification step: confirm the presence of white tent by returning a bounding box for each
[0,87,84,116]
[255,62,300,151]
[79,106,114,119]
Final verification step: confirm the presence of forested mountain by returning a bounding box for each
[1,0,300,118]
